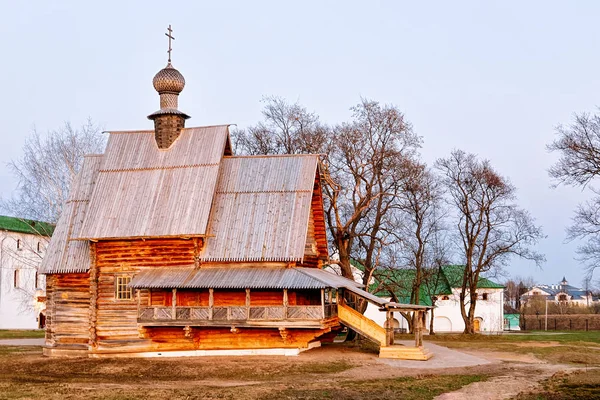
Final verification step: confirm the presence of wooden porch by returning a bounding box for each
[136,288,338,329]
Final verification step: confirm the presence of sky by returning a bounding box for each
[1,1,598,287]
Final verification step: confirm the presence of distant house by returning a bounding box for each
[503,305,520,331]
[364,265,505,333]
[0,215,54,329]
[520,277,598,307]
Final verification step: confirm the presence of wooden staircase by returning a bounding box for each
[337,302,433,361]
[337,302,387,346]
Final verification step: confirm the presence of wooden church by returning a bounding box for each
[41,29,432,359]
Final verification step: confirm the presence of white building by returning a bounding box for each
[0,216,53,329]
[363,265,505,333]
[521,277,599,307]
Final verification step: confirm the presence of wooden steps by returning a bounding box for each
[337,303,386,345]
[379,345,433,360]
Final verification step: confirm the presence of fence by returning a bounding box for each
[522,314,600,331]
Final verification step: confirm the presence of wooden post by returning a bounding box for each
[246,288,251,319]
[147,289,151,306]
[321,289,325,319]
[414,311,421,347]
[283,289,288,319]
[136,290,141,317]
[209,288,214,320]
[385,310,394,346]
[172,289,177,320]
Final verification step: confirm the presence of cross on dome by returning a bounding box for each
[166,25,175,62]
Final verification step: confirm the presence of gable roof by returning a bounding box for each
[370,265,503,306]
[441,265,504,289]
[42,125,327,273]
[201,155,319,262]
[40,155,102,273]
[75,126,229,240]
[0,215,54,236]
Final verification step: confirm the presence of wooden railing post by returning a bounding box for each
[172,289,177,320]
[136,290,141,318]
[283,289,288,319]
[246,289,251,319]
[209,288,214,320]
[321,289,325,319]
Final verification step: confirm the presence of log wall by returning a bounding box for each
[93,238,197,345]
[301,173,328,268]
[45,273,90,348]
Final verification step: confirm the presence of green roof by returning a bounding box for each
[0,215,54,236]
[441,265,504,289]
[370,265,504,306]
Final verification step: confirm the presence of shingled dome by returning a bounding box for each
[152,62,185,94]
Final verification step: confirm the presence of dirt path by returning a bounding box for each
[433,359,578,400]
[0,338,45,346]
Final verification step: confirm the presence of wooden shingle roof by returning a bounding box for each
[42,124,327,273]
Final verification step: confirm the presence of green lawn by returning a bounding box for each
[0,329,45,339]
[397,330,600,345]
[403,331,600,366]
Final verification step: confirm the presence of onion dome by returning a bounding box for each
[152,62,185,94]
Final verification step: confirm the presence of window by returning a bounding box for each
[37,242,42,253]
[558,294,568,301]
[16,239,22,250]
[35,271,39,288]
[13,269,20,288]
[441,295,450,301]
[115,276,133,300]
[481,293,488,301]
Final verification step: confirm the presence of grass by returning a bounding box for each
[261,375,486,400]
[0,345,486,400]
[0,329,45,339]
[516,370,600,400]
[393,331,600,366]
[401,330,600,345]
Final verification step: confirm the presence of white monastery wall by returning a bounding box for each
[365,288,504,333]
[0,231,46,329]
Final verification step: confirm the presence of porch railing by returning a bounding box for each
[139,304,337,322]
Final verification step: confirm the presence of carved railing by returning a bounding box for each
[138,304,336,322]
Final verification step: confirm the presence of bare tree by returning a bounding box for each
[233,98,421,289]
[548,111,600,280]
[323,100,421,289]
[1,119,106,223]
[233,96,330,155]
[372,160,447,332]
[436,150,545,334]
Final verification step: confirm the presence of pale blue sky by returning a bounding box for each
[1,1,598,286]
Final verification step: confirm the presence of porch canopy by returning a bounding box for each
[129,267,364,290]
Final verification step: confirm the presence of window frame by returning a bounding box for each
[114,275,134,301]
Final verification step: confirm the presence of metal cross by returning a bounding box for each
[165,25,175,62]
